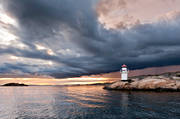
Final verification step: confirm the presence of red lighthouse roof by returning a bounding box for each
[122,64,127,68]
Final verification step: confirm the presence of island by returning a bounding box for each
[2,83,28,86]
[104,72,180,91]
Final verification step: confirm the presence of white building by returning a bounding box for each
[120,64,128,81]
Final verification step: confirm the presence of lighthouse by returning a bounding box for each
[120,64,128,81]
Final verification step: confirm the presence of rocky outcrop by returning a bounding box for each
[104,76,180,91]
[2,83,28,86]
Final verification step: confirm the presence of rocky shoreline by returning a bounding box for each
[104,73,180,91]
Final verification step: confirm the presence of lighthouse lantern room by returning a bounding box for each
[120,64,128,81]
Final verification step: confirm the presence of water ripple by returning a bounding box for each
[0,86,180,119]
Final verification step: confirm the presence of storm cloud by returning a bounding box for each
[0,0,180,78]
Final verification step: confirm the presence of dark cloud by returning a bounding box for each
[0,0,180,78]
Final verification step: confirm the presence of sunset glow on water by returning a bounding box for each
[0,86,180,119]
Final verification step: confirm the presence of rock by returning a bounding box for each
[2,83,28,86]
[175,73,180,77]
[104,78,180,91]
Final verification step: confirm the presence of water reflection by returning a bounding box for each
[0,86,180,119]
[120,92,129,116]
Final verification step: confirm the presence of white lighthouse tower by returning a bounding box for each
[120,64,128,81]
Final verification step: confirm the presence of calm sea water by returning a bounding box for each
[0,85,180,119]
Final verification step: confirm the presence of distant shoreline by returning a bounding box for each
[2,83,28,86]
[1,83,111,87]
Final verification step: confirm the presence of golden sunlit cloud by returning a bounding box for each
[47,49,56,56]
[0,13,16,26]
[10,55,19,60]
[0,5,18,27]
[35,44,56,56]
[47,61,53,66]
[0,0,180,82]
[0,29,17,45]
[96,0,180,29]
[35,44,47,50]
[7,55,56,68]
[0,6,27,49]
[159,11,180,21]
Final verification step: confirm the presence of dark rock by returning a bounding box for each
[2,83,28,86]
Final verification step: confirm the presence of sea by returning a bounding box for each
[0,85,179,119]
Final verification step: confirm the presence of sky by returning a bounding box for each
[0,0,180,83]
